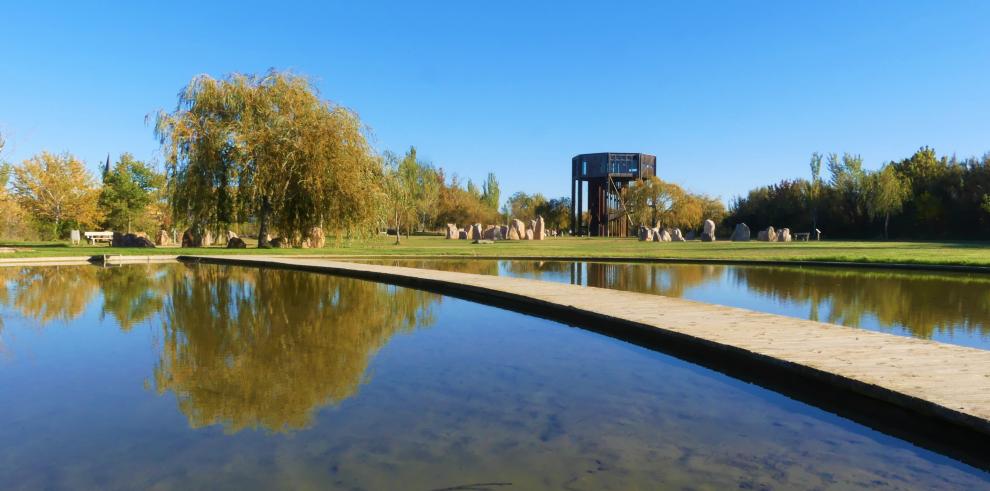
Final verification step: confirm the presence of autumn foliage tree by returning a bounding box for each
[154,70,383,247]
[12,152,101,238]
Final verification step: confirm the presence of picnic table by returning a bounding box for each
[83,231,114,245]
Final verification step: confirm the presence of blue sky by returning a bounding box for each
[2,1,988,204]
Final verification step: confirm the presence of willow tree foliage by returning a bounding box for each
[623,176,703,229]
[154,70,384,247]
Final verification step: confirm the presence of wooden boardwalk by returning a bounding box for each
[188,255,990,440]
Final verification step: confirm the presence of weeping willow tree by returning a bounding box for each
[153,70,385,247]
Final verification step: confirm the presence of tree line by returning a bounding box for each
[0,70,505,246]
[726,147,990,239]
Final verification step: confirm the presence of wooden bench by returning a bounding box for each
[794,232,810,241]
[84,231,114,245]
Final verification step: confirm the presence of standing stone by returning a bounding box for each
[657,229,672,242]
[764,226,777,242]
[730,223,751,242]
[499,225,509,240]
[778,228,792,242]
[470,223,483,241]
[226,237,247,249]
[181,228,203,247]
[685,230,696,240]
[155,229,171,246]
[534,216,546,240]
[270,237,287,248]
[227,230,239,241]
[306,227,326,248]
[670,228,685,241]
[445,223,458,239]
[458,229,467,240]
[701,219,717,242]
[525,229,534,240]
[508,219,526,240]
[482,225,498,240]
[638,226,653,241]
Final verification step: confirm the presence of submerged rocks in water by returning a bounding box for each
[730,223,751,242]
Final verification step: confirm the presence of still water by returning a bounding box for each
[0,263,987,489]
[354,259,990,350]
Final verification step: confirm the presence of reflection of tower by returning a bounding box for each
[570,153,657,237]
[588,263,615,288]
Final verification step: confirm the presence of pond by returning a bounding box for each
[353,259,990,350]
[0,263,987,489]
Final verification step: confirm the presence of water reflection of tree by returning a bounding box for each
[97,265,167,330]
[152,264,439,433]
[4,266,100,324]
[733,267,990,339]
[584,263,723,298]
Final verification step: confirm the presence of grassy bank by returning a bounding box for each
[1,236,989,267]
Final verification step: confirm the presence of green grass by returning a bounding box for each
[2,236,989,267]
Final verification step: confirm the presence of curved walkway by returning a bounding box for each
[188,256,989,429]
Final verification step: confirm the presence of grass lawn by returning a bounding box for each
[1,235,989,267]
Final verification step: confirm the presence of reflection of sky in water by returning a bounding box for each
[0,263,987,489]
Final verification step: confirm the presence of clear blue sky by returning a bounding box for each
[2,1,988,204]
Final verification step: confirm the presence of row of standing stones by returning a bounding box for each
[109,227,328,249]
[638,220,794,243]
[445,217,548,241]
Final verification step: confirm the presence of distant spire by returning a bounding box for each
[103,154,111,178]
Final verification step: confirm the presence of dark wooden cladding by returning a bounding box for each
[571,152,657,237]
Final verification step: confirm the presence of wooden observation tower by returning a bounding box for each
[570,152,657,237]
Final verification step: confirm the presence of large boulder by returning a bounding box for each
[670,228,686,242]
[638,226,653,241]
[458,229,467,240]
[525,229,534,240]
[508,219,526,240]
[112,232,155,248]
[226,237,247,249]
[534,216,546,240]
[499,225,509,239]
[482,225,499,241]
[270,237,287,248]
[155,229,171,246]
[445,223,458,239]
[701,220,717,242]
[657,229,672,242]
[777,228,792,242]
[730,223,751,242]
[227,230,238,241]
[470,223,483,241]
[305,227,326,248]
[757,226,777,242]
[181,228,208,247]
